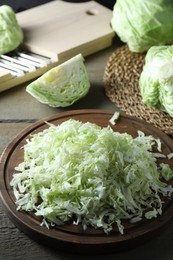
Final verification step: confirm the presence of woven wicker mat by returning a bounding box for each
[103,44,173,136]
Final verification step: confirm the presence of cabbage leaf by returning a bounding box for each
[111,0,173,53]
[139,45,173,117]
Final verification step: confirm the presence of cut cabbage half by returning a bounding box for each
[26,54,90,107]
[10,119,173,234]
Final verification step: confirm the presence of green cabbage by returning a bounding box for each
[26,54,90,107]
[111,0,173,53]
[10,119,173,234]
[0,5,23,54]
[139,45,173,117]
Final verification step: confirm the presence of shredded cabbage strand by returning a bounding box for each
[10,119,173,234]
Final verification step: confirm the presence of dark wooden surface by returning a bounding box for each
[1,44,173,259]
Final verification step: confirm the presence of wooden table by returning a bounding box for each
[1,43,173,260]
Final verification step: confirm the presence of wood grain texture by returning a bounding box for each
[0,69,14,84]
[0,200,64,260]
[17,0,115,62]
[1,110,173,255]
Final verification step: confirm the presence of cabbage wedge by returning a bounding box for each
[26,54,90,107]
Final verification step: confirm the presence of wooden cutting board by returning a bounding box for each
[0,0,114,91]
[17,0,115,62]
[1,110,173,253]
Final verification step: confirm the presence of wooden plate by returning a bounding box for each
[1,109,173,254]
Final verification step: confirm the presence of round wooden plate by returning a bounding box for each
[1,109,173,254]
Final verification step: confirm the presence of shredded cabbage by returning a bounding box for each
[10,119,173,234]
[109,111,120,125]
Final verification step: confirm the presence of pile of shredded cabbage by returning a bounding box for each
[10,119,173,234]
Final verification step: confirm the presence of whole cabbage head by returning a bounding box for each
[139,45,173,117]
[0,5,23,54]
[111,0,173,53]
